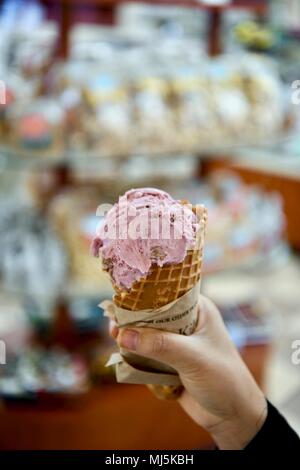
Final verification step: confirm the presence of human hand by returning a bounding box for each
[109,295,267,450]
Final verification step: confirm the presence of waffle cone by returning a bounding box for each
[113,247,203,311]
[109,204,207,399]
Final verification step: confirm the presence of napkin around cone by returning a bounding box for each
[101,279,200,386]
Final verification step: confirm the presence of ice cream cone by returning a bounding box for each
[147,384,184,400]
[111,204,207,399]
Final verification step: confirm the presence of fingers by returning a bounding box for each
[109,295,219,340]
[178,295,219,334]
[109,319,119,339]
[108,295,222,373]
[117,326,196,372]
[197,294,224,329]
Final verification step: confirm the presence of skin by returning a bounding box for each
[109,295,268,450]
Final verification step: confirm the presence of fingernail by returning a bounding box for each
[119,329,139,351]
[111,325,119,339]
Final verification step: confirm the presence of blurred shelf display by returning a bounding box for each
[0,128,298,171]
[0,343,271,449]
[0,172,288,301]
[171,173,288,273]
[201,152,300,250]
[0,8,295,161]
[0,347,89,400]
[202,272,280,353]
[1,49,294,159]
[220,300,279,348]
[0,0,292,396]
[35,1,269,58]
[0,289,117,401]
[52,1,268,12]
[0,203,67,298]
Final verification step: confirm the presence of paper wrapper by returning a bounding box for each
[100,279,200,387]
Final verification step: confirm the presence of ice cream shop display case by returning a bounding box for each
[0,0,300,450]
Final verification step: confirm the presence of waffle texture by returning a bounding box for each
[113,248,203,310]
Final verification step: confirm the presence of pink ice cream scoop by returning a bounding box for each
[91,188,199,289]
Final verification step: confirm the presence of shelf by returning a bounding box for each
[204,241,290,276]
[0,133,294,171]
[0,147,66,172]
[57,0,268,13]
[43,0,269,57]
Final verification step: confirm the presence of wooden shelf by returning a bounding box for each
[42,0,268,57]
[57,0,268,13]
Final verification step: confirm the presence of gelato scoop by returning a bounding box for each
[91,188,200,289]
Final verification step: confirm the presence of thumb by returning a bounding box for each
[117,327,195,372]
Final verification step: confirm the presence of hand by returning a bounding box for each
[109,295,268,450]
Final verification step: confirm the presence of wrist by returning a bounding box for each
[211,396,268,450]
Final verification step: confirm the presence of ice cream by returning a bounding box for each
[91,188,200,289]
[94,187,207,399]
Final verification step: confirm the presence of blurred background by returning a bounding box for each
[0,0,300,450]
